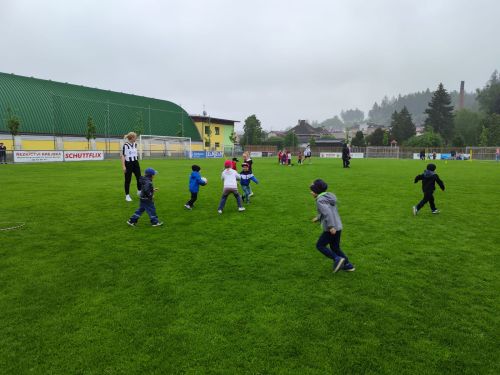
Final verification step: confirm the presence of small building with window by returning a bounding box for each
[190,115,238,152]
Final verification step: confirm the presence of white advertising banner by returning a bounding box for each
[14,150,105,163]
[320,152,342,158]
[250,151,263,157]
[63,151,104,161]
[320,152,364,159]
[14,151,64,163]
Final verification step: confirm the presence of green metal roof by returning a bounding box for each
[0,72,201,141]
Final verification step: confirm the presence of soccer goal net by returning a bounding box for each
[365,146,400,159]
[138,135,192,159]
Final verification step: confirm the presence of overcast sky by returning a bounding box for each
[1,0,499,131]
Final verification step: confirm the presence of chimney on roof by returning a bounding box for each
[459,81,465,110]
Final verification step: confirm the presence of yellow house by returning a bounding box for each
[191,115,237,152]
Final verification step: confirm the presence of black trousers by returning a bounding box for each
[342,158,350,168]
[0,152,6,163]
[124,160,141,194]
[416,191,436,211]
[186,192,198,207]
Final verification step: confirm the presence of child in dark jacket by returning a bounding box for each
[185,165,207,210]
[413,163,445,215]
[310,179,355,273]
[240,163,259,203]
[127,168,163,226]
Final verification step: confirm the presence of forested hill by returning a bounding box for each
[318,89,479,129]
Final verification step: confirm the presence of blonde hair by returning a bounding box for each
[125,132,137,141]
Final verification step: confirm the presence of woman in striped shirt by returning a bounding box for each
[121,132,142,201]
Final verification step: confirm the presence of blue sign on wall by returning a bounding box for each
[206,151,223,158]
[191,151,206,159]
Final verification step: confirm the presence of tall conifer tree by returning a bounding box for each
[424,83,454,143]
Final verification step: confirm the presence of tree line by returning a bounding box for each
[241,70,500,148]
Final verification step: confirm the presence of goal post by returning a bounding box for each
[138,135,192,160]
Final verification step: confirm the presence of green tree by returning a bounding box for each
[340,108,364,124]
[309,137,316,147]
[451,134,465,147]
[424,83,454,143]
[263,136,284,150]
[366,127,385,146]
[479,114,500,146]
[351,131,365,147]
[382,131,389,146]
[85,116,97,150]
[454,109,482,145]
[241,115,263,145]
[284,131,299,147]
[476,70,500,115]
[405,131,443,147]
[204,126,212,150]
[318,115,344,129]
[478,125,489,146]
[229,131,238,145]
[133,111,145,137]
[390,106,416,143]
[5,107,21,150]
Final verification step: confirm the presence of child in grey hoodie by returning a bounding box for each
[310,179,355,273]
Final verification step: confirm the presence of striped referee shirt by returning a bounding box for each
[122,142,138,161]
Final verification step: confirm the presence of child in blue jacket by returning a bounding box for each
[240,163,259,203]
[185,165,207,209]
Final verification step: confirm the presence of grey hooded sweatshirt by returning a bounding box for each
[315,192,343,232]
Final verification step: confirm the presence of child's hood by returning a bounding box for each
[317,192,337,206]
[423,169,435,177]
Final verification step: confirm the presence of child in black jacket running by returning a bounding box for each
[413,163,445,215]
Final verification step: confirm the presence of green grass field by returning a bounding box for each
[1,158,499,374]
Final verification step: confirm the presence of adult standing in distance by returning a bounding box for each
[0,142,6,164]
[304,145,312,164]
[121,132,141,201]
[342,143,351,168]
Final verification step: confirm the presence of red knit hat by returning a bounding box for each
[224,160,232,168]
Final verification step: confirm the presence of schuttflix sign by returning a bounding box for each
[14,151,104,163]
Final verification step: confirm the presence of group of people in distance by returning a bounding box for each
[277,144,312,166]
[120,131,447,274]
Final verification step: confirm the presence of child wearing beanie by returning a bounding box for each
[184,164,207,210]
[413,163,445,215]
[310,179,354,273]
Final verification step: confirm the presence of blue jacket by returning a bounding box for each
[189,171,205,193]
[239,170,259,186]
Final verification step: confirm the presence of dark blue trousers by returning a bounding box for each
[129,199,159,224]
[316,230,349,263]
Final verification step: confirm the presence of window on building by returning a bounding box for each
[205,141,210,147]
[205,126,210,135]
[215,127,220,135]
[215,142,220,148]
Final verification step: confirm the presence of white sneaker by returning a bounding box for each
[184,204,192,210]
[238,207,246,212]
[137,190,141,197]
[218,209,222,214]
[412,206,417,216]
[249,192,254,197]
[125,195,132,202]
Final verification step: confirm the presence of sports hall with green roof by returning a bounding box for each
[0,72,201,151]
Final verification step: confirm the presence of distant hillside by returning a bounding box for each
[316,89,479,129]
[368,90,478,126]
